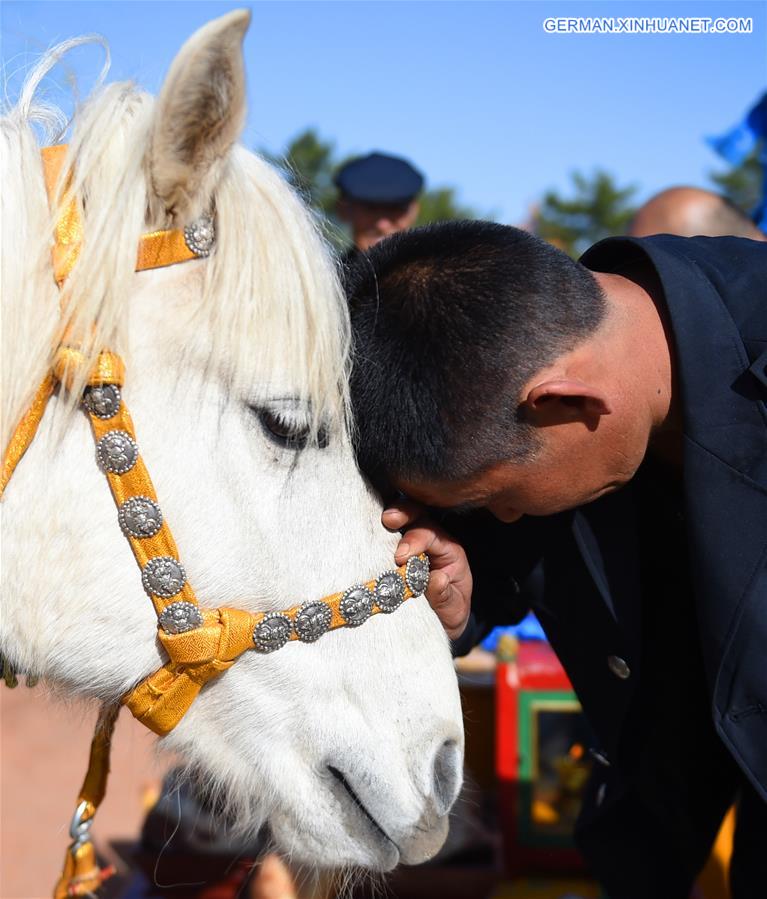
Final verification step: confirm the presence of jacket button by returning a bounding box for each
[607,655,631,679]
[589,747,611,767]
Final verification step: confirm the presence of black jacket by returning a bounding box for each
[451,235,767,810]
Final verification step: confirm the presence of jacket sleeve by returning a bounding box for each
[434,510,549,657]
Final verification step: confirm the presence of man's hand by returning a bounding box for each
[382,500,472,640]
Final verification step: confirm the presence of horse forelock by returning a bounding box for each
[2,43,350,450]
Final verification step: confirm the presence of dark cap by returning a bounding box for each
[334,152,425,204]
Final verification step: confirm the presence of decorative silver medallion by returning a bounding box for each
[405,555,430,596]
[83,384,121,419]
[294,601,332,643]
[142,556,187,598]
[253,613,292,653]
[183,215,215,257]
[339,585,374,628]
[118,496,163,539]
[375,570,406,613]
[159,601,203,635]
[96,430,138,474]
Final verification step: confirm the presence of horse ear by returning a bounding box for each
[148,9,251,223]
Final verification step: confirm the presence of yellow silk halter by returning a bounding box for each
[1,145,429,899]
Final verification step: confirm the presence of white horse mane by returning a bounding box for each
[1,41,350,448]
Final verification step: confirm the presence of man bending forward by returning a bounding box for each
[346,222,767,898]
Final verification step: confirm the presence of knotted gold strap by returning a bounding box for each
[125,608,257,735]
[123,547,425,736]
[55,349,426,737]
[8,345,425,743]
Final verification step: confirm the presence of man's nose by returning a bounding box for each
[375,216,397,234]
[488,501,523,523]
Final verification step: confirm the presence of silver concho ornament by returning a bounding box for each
[142,556,187,598]
[183,215,215,257]
[83,384,121,419]
[339,585,374,627]
[96,430,138,474]
[375,570,406,613]
[158,601,203,635]
[253,613,292,653]
[294,601,332,643]
[406,555,430,595]
[118,496,163,539]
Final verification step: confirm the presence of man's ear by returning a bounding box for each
[522,379,612,430]
[147,9,250,224]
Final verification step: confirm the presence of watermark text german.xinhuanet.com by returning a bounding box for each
[543,17,753,35]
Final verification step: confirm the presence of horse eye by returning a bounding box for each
[255,408,330,450]
[258,409,310,447]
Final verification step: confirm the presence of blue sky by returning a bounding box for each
[2,1,765,223]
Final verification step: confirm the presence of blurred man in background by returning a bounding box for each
[630,186,767,240]
[335,151,424,263]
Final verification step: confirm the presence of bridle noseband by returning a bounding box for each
[70,348,428,737]
[1,145,429,898]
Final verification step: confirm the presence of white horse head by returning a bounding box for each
[0,10,463,872]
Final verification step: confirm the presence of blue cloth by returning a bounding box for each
[707,92,767,165]
[707,92,767,229]
[480,614,546,651]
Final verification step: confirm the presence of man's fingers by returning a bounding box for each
[394,524,457,565]
[391,524,473,638]
[428,569,452,599]
[426,571,470,638]
[381,500,426,531]
[381,512,473,640]
[249,854,297,899]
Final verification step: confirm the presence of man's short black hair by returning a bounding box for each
[347,221,606,485]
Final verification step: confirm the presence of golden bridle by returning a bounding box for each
[1,145,430,898]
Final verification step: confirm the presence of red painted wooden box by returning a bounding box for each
[496,640,593,877]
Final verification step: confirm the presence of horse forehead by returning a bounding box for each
[127,266,326,398]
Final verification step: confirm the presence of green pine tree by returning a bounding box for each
[416,186,479,225]
[708,147,763,216]
[261,129,347,229]
[261,129,483,246]
[535,169,639,258]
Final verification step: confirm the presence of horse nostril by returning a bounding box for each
[432,739,462,817]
